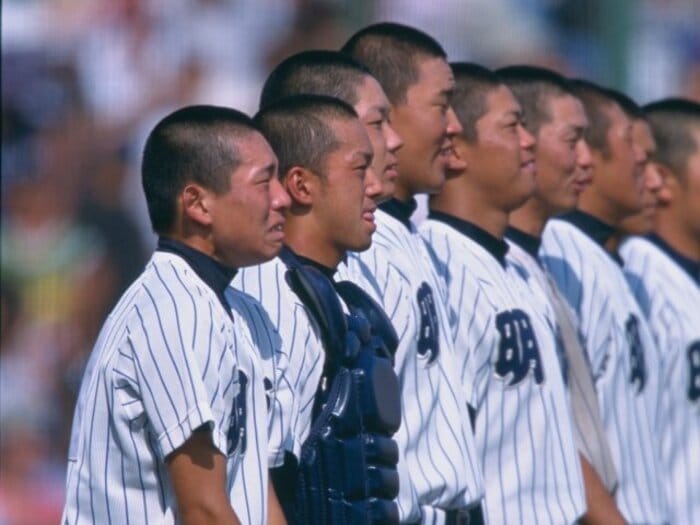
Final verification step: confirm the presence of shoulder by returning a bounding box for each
[233,258,299,309]
[621,236,674,279]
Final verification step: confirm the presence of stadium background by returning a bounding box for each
[1,0,698,522]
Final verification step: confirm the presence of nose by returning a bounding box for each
[364,165,382,200]
[270,176,291,211]
[644,163,663,194]
[576,138,593,172]
[519,123,535,152]
[384,121,403,154]
[446,105,463,137]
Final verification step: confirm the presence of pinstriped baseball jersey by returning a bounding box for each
[620,235,700,525]
[421,213,585,525]
[233,256,326,461]
[505,233,618,492]
[225,286,290,523]
[62,247,271,525]
[337,204,484,524]
[541,217,668,524]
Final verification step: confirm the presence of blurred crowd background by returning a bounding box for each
[1,0,698,522]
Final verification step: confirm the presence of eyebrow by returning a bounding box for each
[366,104,390,118]
[255,162,277,175]
[439,87,453,99]
[354,150,373,165]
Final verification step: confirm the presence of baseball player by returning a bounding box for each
[258,49,403,205]
[234,94,403,524]
[613,110,665,244]
[496,64,625,524]
[62,105,291,524]
[420,63,585,525]
[539,80,668,524]
[619,98,700,524]
[339,23,485,524]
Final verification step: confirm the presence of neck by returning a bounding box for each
[430,178,509,239]
[655,211,700,260]
[283,218,343,268]
[577,189,624,226]
[509,198,550,237]
[177,228,218,260]
[606,230,624,253]
[392,178,414,202]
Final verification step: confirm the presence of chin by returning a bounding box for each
[351,237,373,253]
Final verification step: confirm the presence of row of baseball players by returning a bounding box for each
[62,22,699,525]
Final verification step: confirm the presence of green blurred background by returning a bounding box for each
[1,1,698,522]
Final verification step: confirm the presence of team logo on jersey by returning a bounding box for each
[625,315,647,394]
[416,282,439,365]
[494,309,544,387]
[688,341,700,403]
[227,370,248,455]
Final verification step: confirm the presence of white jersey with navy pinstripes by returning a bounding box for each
[62,251,270,525]
[541,219,668,523]
[421,216,585,525]
[233,257,324,461]
[226,286,291,522]
[505,239,618,492]
[337,208,484,524]
[621,235,700,525]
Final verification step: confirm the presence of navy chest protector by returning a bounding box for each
[278,252,401,525]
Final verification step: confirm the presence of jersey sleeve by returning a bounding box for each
[117,265,239,461]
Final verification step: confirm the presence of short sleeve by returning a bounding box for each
[124,265,239,460]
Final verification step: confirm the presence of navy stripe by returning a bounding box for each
[202,302,215,378]
[131,313,176,452]
[128,418,148,524]
[153,265,205,425]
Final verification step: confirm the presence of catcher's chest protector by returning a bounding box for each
[279,249,402,525]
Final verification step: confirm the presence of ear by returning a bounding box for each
[181,183,213,227]
[283,166,318,206]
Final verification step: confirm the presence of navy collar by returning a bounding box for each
[505,226,542,261]
[379,197,417,231]
[156,237,237,315]
[560,209,616,246]
[560,209,623,266]
[429,210,509,267]
[278,245,337,278]
[647,233,700,284]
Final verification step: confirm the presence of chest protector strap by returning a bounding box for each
[278,251,401,525]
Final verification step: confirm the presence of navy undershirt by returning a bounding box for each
[505,226,542,262]
[278,245,337,279]
[647,233,700,284]
[156,237,237,316]
[429,210,509,267]
[560,210,623,266]
[379,197,418,231]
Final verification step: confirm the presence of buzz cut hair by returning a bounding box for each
[341,22,447,105]
[643,97,700,179]
[496,65,575,135]
[449,62,503,143]
[568,78,625,158]
[604,87,644,121]
[259,50,371,109]
[141,105,258,235]
[254,94,358,178]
